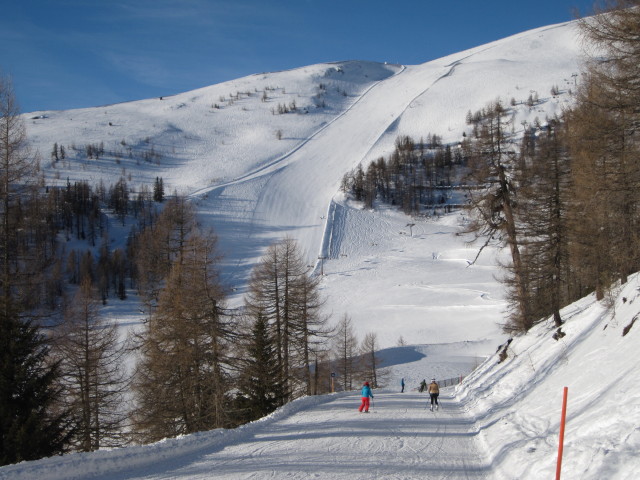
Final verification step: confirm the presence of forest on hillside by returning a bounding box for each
[342,2,640,334]
[1,0,639,466]
[0,103,377,462]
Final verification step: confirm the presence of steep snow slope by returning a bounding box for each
[362,21,582,160]
[25,21,583,301]
[455,273,640,480]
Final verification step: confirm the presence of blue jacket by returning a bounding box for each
[361,385,373,398]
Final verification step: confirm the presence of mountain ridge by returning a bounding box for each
[24,21,583,296]
[19,19,587,349]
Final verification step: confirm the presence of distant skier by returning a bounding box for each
[419,379,427,393]
[401,377,405,393]
[428,378,440,411]
[359,381,374,413]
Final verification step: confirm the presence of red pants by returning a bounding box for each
[359,397,370,412]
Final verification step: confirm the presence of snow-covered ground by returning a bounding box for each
[457,275,640,480]
[3,17,638,480]
[3,278,639,479]
[319,198,507,349]
[24,20,583,308]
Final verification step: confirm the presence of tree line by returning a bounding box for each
[463,1,640,333]
[343,1,640,334]
[0,82,177,463]
[341,133,467,215]
[0,72,382,462]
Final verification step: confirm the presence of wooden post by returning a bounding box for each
[556,386,569,480]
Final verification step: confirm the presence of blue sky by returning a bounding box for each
[1,0,596,113]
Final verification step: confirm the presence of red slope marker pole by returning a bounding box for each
[556,386,569,480]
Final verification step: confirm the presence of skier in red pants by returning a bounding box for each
[359,381,374,413]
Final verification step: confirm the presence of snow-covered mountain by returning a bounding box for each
[24,19,583,348]
[4,17,638,480]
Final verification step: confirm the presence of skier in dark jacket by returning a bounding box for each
[419,379,427,393]
[401,377,405,393]
[359,381,374,413]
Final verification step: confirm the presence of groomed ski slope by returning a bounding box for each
[2,389,490,480]
[3,274,640,480]
[122,391,488,480]
[194,61,455,288]
[191,21,582,293]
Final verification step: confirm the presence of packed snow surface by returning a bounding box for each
[3,18,639,480]
[3,280,640,479]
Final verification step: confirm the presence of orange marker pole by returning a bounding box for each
[556,386,569,480]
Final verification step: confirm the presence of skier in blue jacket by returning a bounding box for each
[358,381,374,413]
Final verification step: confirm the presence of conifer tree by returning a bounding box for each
[153,176,164,202]
[568,1,640,298]
[332,314,358,391]
[237,313,285,420]
[54,278,129,452]
[514,119,572,328]
[133,230,232,442]
[0,74,39,306]
[463,100,532,330]
[359,332,381,388]
[132,195,197,310]
[0,300,72,465]
[0,75,71,464]
[51,143,59,162]
[289,267,329,395]
[244,237,327,402]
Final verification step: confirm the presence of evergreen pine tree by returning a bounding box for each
[51,142,59,162]
[238,313,285,420]
[0,75,72,465]
[153,177,164,202]
[0,301,72,465]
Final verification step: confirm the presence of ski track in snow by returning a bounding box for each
[104,390,489,480]
[194,60,457,291]
[193,21,582,298]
